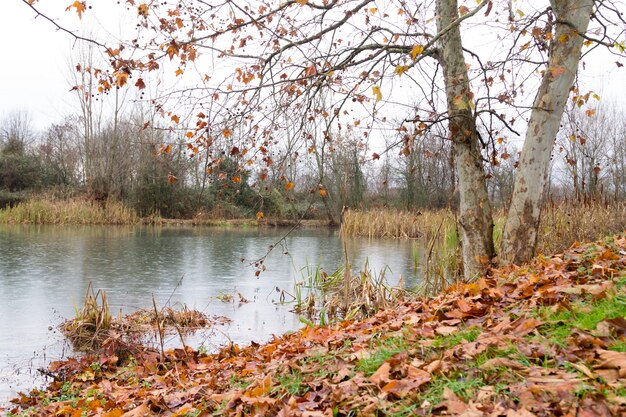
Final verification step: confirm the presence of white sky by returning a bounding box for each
[0,0,625,135]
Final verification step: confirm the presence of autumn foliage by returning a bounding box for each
[7,235,626,416]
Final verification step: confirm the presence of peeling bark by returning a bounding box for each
[501,0,594,264]
[436,0,495,279]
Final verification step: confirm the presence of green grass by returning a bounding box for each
[275,371,309,397]
[534,290,626,347]
[432,327,481,349]
[355,336,409,376]
[419,371,487,407]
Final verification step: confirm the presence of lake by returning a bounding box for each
[0,225,419,403]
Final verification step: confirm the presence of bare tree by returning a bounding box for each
[22,0,626,276]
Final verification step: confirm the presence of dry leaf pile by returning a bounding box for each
[7,235,626,416]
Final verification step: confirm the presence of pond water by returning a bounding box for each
[0,225,419,403]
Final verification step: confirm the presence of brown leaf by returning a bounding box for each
[368,361,391,386]
[443,387,468,413]
[479,358,525,371]
[121,402,153,417]
[595,350,626,377]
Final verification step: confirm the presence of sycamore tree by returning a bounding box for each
[22,0,626,278]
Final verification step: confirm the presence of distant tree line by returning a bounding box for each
[1,101,624,220]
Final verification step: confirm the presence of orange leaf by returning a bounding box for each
[285,181,295,191]
[458,5,470,15]
[232,175,241,183]
[549,66,566,77]
[223,128,232,138]
[295,0,308,5]
[185,131,194,139]
[171,115,180,124]
[319,187,328,197]
[102,409,124,417]
[137,3,149,17]
[167,174,178,184]
[65,1,86,19]
[114,71,129,87]
[135,78,146,89]
[256,211,264,220]
[175,67,184,77]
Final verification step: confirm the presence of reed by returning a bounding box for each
[535,201,626,255]
[0,198,138,225]
[60,284,113,351]
[343,201,626,293]
[292,260,411,324]
[340,209,454,240]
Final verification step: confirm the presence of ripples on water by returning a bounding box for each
[0,225,418,403]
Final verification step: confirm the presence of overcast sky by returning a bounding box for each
[1,1,624,134]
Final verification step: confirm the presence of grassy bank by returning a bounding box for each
[0,197,335,228]
[0,199,139,225]
[6,234,626,416]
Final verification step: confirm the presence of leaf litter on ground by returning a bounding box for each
[5,234,626,416]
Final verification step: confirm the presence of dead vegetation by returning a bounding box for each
[59,285,229,355]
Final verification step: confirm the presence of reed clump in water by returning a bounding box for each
[60,285,224,354]
[293,261,411,325]
[0,198,138,225]
[60,285,114,352]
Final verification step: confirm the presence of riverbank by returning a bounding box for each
[5,234,626,416]
[0,198,333,228]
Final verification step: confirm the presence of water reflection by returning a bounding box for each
[0,224,418,402]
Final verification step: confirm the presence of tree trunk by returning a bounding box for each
[436,0,495,280]
[501,0,594,264]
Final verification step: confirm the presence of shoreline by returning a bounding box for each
[5,234,626,416]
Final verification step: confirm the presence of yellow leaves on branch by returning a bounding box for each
[65,1,86,19]
[372,86,382,102]
[394,65,409,77]
[410,45,424,60]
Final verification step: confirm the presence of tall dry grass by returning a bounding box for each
[340,209,453,239]
[342,202,626,293]
[536,201,626,255]
[0,198,138,225]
